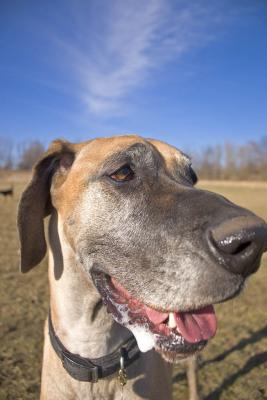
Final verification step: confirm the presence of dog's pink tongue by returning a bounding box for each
[174,305,217,343]
[144,306,169,324]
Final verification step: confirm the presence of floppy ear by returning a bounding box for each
[17,139,75,273]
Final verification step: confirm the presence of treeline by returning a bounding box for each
[192,137,267,181]
[1,136,267,181]
[0,138,45,170]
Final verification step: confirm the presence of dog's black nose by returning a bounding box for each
[208,216,267,277]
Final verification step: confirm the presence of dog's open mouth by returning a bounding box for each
[92,271,217,362]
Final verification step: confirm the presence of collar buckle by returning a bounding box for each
[91,366,99,383]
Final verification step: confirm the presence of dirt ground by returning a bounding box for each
[0,177,266,400]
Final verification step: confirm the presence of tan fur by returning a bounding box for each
[148,138,188,170]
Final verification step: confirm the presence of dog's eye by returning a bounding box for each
[110,165,134,182]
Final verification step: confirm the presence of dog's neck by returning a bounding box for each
[47,212,131,358]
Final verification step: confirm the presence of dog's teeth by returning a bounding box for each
[168,312,176,328]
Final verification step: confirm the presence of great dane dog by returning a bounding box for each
[18,136,267,400]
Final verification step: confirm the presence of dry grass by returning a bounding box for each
[0,177,266,400]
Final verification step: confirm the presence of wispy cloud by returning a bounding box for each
[53,0,239,116]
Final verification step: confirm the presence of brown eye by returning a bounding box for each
[110,165,134,182]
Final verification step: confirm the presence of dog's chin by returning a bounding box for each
[91,270,216,362]
[154,339,207,363]
[155,347,203,364]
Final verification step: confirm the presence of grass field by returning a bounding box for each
[0,177,266,400]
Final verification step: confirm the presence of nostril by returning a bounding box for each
[212,233,253,256]
[231,241,252,255]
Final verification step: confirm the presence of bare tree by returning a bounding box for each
[18,141,45,170]
[194,144,223,180]
[223,142,237,179]
[193,136,267,181]
[0,137,14,169]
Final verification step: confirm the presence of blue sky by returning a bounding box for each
[1,0,267,151]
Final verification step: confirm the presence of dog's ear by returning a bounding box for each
[17,139,75,273]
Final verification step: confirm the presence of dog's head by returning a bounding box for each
[18,135,267,362]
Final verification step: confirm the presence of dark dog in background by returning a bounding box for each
[0,186,13,197]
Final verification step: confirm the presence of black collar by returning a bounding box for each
[48,311,140,382]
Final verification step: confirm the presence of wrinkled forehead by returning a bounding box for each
[75,135,190,172]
